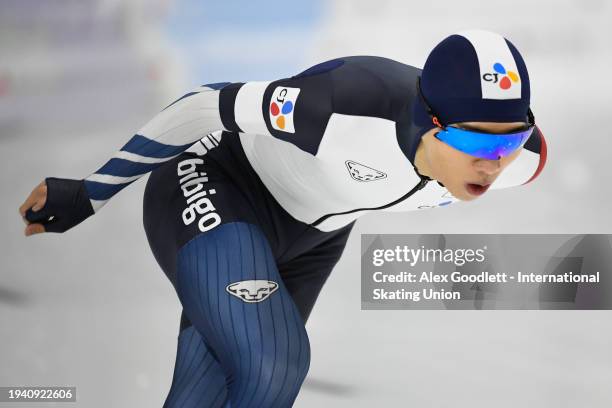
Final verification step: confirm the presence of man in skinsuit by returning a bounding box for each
[19,29,546,407]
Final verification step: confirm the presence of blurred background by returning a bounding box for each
[1,0,611,406]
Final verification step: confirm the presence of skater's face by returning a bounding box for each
[415,121,527,201]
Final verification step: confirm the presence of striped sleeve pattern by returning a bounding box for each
[83,83,229,212]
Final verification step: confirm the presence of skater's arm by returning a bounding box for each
[19,57,363,235]
[19,83,236,235]
[83,84,228,212]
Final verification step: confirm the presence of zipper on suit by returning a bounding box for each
[310,176,430,228]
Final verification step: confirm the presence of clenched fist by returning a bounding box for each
[19,178,94,236]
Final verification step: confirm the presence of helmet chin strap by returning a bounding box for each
[412,137,433,181]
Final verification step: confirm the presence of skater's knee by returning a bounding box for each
[236,331,311,407]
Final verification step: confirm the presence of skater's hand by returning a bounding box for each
[19,180,48,236]
[19,178,95,236]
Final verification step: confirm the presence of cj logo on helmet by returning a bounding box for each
[482,63,520,90]
[270,86,300,133]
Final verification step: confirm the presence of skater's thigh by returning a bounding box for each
[176,222,311,407]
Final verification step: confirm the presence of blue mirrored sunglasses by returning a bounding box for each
[417,77,536,160]
[435,125,534,160]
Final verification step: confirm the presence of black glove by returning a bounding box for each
[24,177,95,233]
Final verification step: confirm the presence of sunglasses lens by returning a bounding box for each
[435,126,534,159]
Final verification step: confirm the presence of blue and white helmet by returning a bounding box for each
[415,29,531,127]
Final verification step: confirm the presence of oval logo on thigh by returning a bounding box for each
[226,280,279,303]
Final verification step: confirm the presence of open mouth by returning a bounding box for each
[465,183,491,196]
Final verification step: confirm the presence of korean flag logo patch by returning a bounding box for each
[269,86,300,133]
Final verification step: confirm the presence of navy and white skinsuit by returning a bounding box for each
[81,56,547,407]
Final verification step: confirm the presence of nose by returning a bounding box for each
[473,158,502,175]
